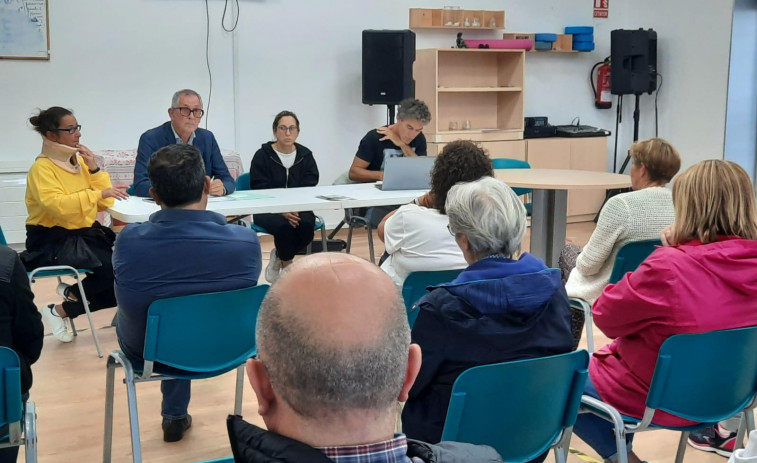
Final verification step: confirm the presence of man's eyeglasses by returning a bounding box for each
[174,107,205,118]
[277,125,299,134]
[52,125,81,135]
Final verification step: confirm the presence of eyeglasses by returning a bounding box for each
[52,125,81,134]
[447,224,455,236]
[277,125,299,134]
[174,107,205,118]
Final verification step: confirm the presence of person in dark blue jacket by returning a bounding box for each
[250,111,319,282]
[402,176,574,448]
[133,89,235,197]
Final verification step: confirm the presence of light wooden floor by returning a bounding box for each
[24,224,725,463]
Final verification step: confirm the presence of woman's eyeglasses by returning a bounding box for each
[447,224,455,236]
[277,125,299,134]
[53,125,82,134]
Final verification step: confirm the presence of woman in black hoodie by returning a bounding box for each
[250,111,319,282]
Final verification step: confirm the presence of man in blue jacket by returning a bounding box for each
[133,89,235,197]
[114,144,261,443]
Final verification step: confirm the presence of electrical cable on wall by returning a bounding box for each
[204,0,213,128]
[222,0,240,32]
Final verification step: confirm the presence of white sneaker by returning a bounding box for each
[56,283,76,302]
[265,249,282,283]
[40,304,73,343]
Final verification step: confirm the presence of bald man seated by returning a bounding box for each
[226,253,503,463]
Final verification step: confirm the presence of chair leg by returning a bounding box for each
[736,413,748,451]
[103,356,117,463]
[234,365,245,416]
[122,360,143,463]
[584,305,595,355]
[675,431,690,463]
[24,402,37,463]
[366,222,375,264]
[328,219,346,240]
[346,220,354,253]
[73,271,103,358]
[746,408,755,433]
[319,217,328,253]
[553,428,572,463]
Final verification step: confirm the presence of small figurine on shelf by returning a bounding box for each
[456,32,468,49]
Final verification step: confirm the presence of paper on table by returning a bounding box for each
[231,191,274,200]
[208,196,235,202]
[316,195,355,201]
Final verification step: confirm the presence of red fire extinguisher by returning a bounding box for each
[593,58,612,109]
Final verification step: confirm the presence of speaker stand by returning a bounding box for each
[388,104,396,125]
[619,93,642,174]
[594,93,640,222]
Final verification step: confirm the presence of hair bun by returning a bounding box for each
[29,114,41,127]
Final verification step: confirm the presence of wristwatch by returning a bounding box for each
[88,167,101,174]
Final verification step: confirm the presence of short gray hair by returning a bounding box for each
[446,176,527,259]
[171,89,203,108]
[256,283,411,419]
[397,98,431,125]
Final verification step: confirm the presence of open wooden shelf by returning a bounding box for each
[409,8,505,30]
[438,86,523,92]
[415,48,525,143]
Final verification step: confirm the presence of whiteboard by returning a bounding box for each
[0,0,50,60]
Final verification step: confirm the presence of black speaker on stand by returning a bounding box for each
[595,29,657,223]
[611,28,657,173]
[362,29,416,123]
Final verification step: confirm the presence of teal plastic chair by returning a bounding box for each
[0,226,102,357]
[608,239,661,284]
[193,459,234,463]
[571,239,661,354]
[491,158,532,214]
[103,285,269,463]
[402,269,463,328]
[442,350,590,463]
[0,347,37,463]
[582,326,757,463]
[125,184,135,195]
[236,173,328,253]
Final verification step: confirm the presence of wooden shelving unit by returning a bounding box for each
[414,48,525,143]
[409,8,505,30]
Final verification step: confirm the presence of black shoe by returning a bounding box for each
[162,415,192,442]
[687,425,736,457]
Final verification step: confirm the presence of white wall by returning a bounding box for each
[724,0,757,182]
[0,0,736,182]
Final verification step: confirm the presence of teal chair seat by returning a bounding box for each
[236,173,328,252]
[0,347,37,463]
[103,285,269,463]
[571,239,661,354]
[402,269,463,328]
[491,158,532,197]
[580,326,757,463]
[442,350,590,463]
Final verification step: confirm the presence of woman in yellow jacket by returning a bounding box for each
[23,107,128,342]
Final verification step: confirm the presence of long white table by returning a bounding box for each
[107,183,428,224]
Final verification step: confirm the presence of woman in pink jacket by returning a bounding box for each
[572,159,757,463]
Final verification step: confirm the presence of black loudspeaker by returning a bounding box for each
[610,29,657,95]
[362,30,415,105]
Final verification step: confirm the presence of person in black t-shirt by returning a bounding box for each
[348,98,431,182]
[348,99,431,227]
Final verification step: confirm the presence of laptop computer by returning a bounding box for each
[376,156,435,191]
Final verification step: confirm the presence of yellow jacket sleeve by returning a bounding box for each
[27,160,111,225]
